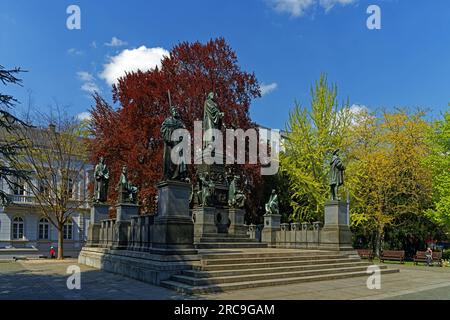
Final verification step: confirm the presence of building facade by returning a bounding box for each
[0,164,92,258]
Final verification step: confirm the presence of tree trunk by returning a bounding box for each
[375,229,381,258]
[57,224,64,260]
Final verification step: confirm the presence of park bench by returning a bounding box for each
[380,250,405,264]
[413,251,443,266]
[357,249,374,260]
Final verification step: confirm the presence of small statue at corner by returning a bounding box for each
[116,165,138,204]
[265,189,279,215]
[228,175,246,208]
[197,172,215,206]
[93,156,109,203]
[329,149,345,201]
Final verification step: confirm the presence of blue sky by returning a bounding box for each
[1,0,449,130]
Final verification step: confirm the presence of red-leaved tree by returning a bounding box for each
[90,38,263,219]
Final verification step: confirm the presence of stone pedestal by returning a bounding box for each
[228,208,246,236]
[151,181,197,255]
[262,214,281,246]
[112,203,139,250]
[321,200,353,251]
[193,207,217,240]
[87,203,109,247]
[116,203,139,222]
[112,221,131,249]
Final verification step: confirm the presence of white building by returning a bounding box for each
[0,125,93,259]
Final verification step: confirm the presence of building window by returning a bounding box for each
[63,219,73,240]
[12,217,24,240]
[38,218,50,240]
[68,178,74,199]
[12,178,26,196]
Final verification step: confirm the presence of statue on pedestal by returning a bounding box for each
[329,149,345,200]
[116,165,138,204]
[228,175,246,208]
[197,173,215,206]
[93,156,109,203]
[265,189,279,215]
[203,91,224,150]
[161,105,188,181]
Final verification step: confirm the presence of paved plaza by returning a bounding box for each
[1,259,450,300]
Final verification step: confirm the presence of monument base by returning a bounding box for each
[261,214,281,246]
[320,200,354,252]
[152,180,197,255]
[228,208,246,236]
[78,246,199,285]
[193,207,218,241]
[86,203,109,247]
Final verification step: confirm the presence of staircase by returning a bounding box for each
[161,249,399,294]
[194,233,268,249]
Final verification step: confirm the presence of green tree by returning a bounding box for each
[347,109,433,256]
[424,111,450,229]
[281,74,351,222]
[0,65,29,205]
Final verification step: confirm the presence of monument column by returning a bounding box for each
[86,203,109,247]
[261,213,281,247]
[320,200,353,251]
[151,180,197,255]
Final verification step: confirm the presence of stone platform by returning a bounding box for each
[161,247,399,294]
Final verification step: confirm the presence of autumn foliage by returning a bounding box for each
[90,38,262,215]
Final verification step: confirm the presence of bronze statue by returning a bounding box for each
[203,91,224,150]
[228,175,246,208]
[329,149,345,200]
[116,165,138,204]
[93,156,109,203]
[197,172,215,206]
[161,105,187,181]
[265,189,279,215]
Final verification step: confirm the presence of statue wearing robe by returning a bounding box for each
[203,92,224,149]
[117,166,138,204]
[265,189,279,215]
[94,156,109,203]
[329,149,345,200]
[161,106,187,181]
[228,175,246,208]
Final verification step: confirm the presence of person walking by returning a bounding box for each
[425,247,433,266]
[49,246,56,259]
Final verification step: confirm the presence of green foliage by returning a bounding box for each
[424,111,450,229]
[281,74,351,222]
[442,249,450,261]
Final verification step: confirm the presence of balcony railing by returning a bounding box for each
[6,194,90,209]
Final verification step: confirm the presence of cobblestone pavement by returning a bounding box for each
[0,259,449,300]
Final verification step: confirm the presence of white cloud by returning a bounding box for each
[77,71,101,94]
[105,36,128,47]
[76,112,92,121]
[77,71,95,82]
[270,0,357,17]
[81,82,100,94]
[99,46,169,86]
[349,104,369,115]
[91,41,97,49]
[260,83,278,96]
[67,48,84,56]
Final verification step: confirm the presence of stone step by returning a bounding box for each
[201,233,251,238]
[199,250,338,260]
[197,237,258,243]
[195,242,268,249]
[161,268,399,294]
[202,254,349,265]
[171,265,387,286]
[184,261,371,278]
[194,257,363,271]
